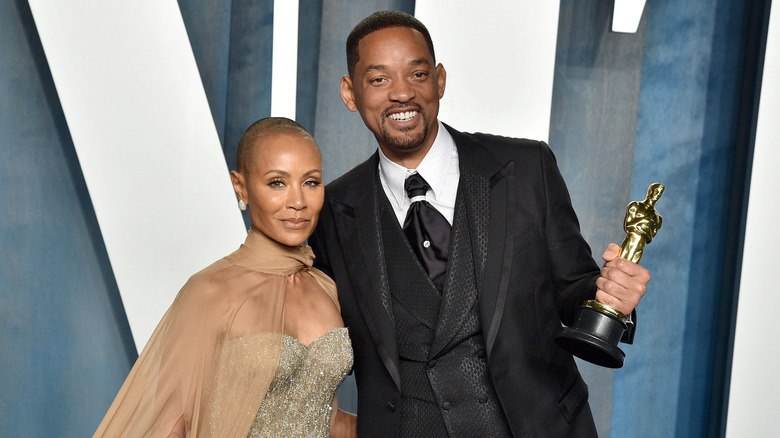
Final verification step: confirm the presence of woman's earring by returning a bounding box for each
[238,199,247,211]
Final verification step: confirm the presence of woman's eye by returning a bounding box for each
[269,180,285,188]
[305,180,322,188]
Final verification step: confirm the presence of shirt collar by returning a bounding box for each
[378,120,455,205]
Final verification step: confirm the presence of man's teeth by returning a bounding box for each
[388,111,418,121]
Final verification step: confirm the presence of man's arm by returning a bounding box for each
[535,141,651,322]
[535,141,602,322]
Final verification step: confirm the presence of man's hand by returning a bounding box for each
[594,243,651,315]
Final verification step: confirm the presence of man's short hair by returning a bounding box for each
[236,117,315,174]
[346,10,436,77]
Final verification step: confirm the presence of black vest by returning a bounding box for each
[379,184,511,437]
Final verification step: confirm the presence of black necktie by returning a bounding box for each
[402,173,451,291]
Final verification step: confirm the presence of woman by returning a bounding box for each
[94,117,356,437]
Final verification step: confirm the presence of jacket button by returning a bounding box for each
[476,350,486,358]
[386,402,396,412]
[442,402,451,410]
[427,359,437,369]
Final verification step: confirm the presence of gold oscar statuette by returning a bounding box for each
[555,183,665,368]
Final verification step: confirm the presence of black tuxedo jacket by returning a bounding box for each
[310,125,600,437]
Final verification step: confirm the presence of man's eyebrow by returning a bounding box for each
[365,64,388,72]
[363,58,431,73]
[409,58,431,66]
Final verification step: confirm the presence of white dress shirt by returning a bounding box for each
[378,120,460,226]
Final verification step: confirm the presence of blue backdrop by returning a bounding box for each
[0,0,769,436]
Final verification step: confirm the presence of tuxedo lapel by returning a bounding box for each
[329,156,401,390]
[444,125,520,359]
[481,162,516,357]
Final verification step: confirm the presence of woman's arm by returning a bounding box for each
[167,414,186,438]
[330,397,357,438]
[330,409,357,438]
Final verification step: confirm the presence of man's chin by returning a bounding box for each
[383,140,425,153]
[379,130,427,152]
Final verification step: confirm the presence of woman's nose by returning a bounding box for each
[286,186,305,209]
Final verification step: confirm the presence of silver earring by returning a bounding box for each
[238,199,247,211]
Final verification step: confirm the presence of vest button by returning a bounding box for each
[386,402,396,412]
[442,402,451,410]
[427,359,437,369]
[476,349,486,358]
[479,395,489,404]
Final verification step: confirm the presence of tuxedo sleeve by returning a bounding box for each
[537,141,601,326]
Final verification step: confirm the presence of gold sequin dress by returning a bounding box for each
[248,328,353,437]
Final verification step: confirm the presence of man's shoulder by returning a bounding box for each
[447,123,545,149]
[446,124,551,162]
[325,153,377,197]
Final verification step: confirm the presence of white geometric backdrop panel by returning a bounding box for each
[415,1,560,142]
[28,0,247,351]
[727,1,780,435]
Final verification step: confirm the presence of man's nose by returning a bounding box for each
[388,79,415,102]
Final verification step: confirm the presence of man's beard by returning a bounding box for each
[378,112,429,151]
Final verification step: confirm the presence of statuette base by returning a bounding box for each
[556,304,627,369]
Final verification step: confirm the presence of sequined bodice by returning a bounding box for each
[248,327,353,437]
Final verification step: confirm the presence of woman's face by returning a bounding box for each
[233,132,324,247]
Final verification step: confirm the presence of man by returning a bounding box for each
[309,10,650,437]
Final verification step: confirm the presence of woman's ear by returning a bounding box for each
[230,170,247,203]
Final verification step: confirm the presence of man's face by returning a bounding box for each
[341,26,446,164]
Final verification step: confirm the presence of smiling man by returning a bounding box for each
[309,10,651,437]
[340,23,445,168]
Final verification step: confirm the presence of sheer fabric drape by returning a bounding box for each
[94,229,338,437]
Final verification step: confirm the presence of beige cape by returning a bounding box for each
[94,228,339,437]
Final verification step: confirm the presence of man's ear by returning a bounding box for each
[340,75,358,112]
[230,170,247,203]
[436,63,447,99]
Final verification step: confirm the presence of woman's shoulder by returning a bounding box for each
[176,257,250,306]
[183,255,231,284]
[184,255,282,300]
